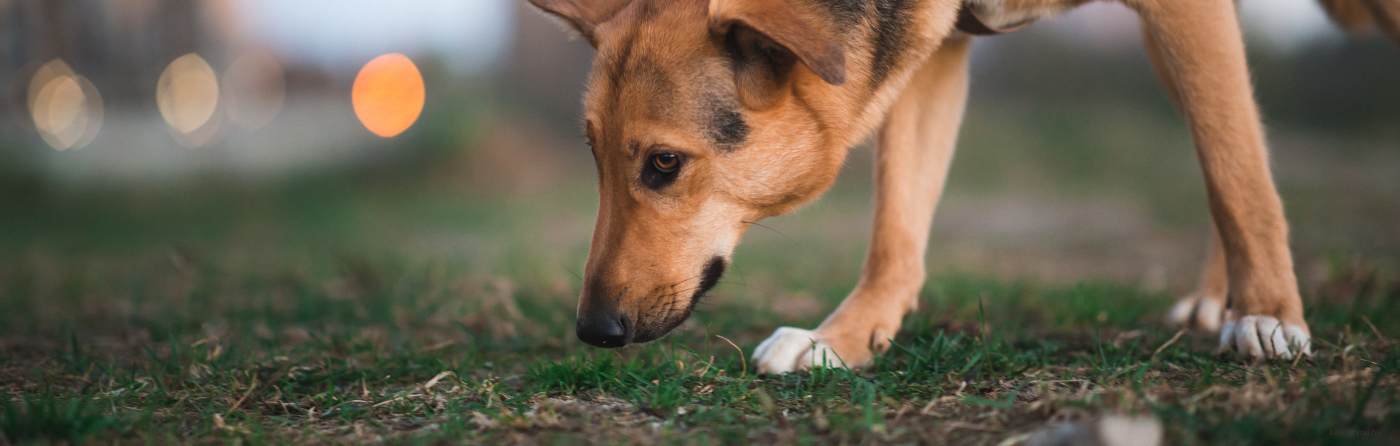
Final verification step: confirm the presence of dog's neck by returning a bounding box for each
[796,0,1079,155]
[965,0,1080,29]
[789,0,955,155]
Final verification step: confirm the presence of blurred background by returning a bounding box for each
[0,0,1396,344]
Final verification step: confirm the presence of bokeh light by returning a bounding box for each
[225,49,286,131]
[352,53,424,138]
[157,54,221,137]
[172,97,226,149]
[27,59,103,151]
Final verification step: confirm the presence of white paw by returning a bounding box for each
[1164,295,1224,331]
[1217,316,1311,360]
[751,327,843,374]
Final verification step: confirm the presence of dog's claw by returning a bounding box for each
[752,327,842,374]
[1217,315,1311,361]
[1164,294,1224,331]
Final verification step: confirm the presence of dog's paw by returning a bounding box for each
[752,327,847,374]
[1217,315,1311,361]
[1164,294,1224,331]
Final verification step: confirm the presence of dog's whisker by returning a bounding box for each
[657,285,705,300]
[670,272,706,288]
[557,260,584,282]
[741,220,801,247]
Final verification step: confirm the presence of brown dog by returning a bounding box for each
[526,0,1399,373]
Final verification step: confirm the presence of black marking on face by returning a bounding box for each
[629,257,727,344]
[870,0,913,89]
[630,58,677,120]
[694,256,727,302]
[815,0,868,28]
[606,31,639,105]
[634,0,660,22]
[705,98,749,150]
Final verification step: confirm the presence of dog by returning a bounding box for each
[525,0,1400,373]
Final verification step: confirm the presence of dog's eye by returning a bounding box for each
[641,151,683,190]
[651,153,679,173]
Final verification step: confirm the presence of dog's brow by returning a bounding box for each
[628,142,639,158]
[605,30,639,106]
[631,60,677,120]
[633,0,660,23]
[816,0,867,28]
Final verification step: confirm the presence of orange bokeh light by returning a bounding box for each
[352,53,425,138]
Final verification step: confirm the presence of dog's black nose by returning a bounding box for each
[576,310,630,348]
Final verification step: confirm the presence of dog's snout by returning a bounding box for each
[576,309,631,348]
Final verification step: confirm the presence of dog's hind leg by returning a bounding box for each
[752,38,972,374]
[1321,0,1400,47]
[1144,29,1226,332]
[1360,0,1400,46]
[1131,0,1310,359]
[1164,225,1228,331]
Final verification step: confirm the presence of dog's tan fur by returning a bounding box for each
[528,0,1398,371]
[1321,0,1400,45]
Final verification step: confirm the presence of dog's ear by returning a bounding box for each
[709,0,847,93]
[528,0,633,46]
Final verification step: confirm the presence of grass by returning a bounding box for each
[0,169,1397,445]
[0,268,1395,445]
[0,386,118,444]
[1,70,1397,443]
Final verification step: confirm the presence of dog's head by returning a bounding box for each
[529,0,858,347]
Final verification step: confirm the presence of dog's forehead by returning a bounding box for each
[584,0,748,153]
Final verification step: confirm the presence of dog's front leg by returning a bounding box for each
[753,38,971,374]
[1133,0,1311,359]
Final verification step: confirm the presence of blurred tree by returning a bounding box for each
[500,0,594,132]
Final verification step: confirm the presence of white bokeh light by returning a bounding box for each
[157,53,221,136]
[27,60,104,151]
[226,48,287,131]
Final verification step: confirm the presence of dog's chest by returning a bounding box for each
[965,0,1091,29]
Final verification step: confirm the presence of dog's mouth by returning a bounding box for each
[613,257,728,345]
